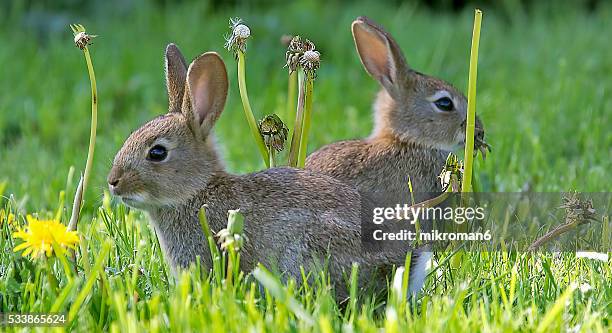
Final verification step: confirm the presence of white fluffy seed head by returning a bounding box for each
[234,24,251,39]
[74,32,86,44]
[303,50,320,62]
[73,31,96,50]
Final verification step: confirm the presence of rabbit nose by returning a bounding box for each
[107,168,123,190]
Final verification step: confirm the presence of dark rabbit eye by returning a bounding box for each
[147,145,168,162]
[434,97,454,112]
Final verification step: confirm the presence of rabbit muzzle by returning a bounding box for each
[107,166,148,208]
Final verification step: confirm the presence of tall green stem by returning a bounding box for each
[453,9,482,269]
[81,47,97,200]
[286,71,297,123]
[269,149,276,168]
[297,74,314,168]
[288,69,305,167]
[461,9,482,195]
[68,44,97,231]
[237,51,270,168]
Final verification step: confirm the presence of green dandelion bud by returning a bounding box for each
[217,209,248,252]
[259,114,289,153]
[438,153,463,192]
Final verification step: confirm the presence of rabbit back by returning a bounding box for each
[306,137,447,204]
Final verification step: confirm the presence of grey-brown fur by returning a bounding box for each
[306,17,485,203]
[108,45,415,298]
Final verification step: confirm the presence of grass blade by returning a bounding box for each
[68,240,111,321]
[461,9,483,194]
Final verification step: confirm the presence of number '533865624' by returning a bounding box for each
[0,313,67,327]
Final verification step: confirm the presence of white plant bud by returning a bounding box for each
[225,18,251,55]
[303,50,320,63]
[72,30,97,50]
[300,49,321,77]
[234,24,251,39]
[74,32,86,45]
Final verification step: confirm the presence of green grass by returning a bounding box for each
[0,1,610,332]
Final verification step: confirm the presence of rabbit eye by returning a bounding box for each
[434,97,454,112]
[147,145,168,162]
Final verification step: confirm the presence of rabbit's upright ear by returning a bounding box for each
[165,43,188,113]
[352,16,412,97]
[182,52,228,140]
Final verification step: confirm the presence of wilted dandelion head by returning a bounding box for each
[70,24,97,50]
[300,50,321,78]
[12,215,80,259]
[225,17,251,56]
[285,36,317,74]
[259,114,289,152]
[288,36,315,53]
[559,192,596,224]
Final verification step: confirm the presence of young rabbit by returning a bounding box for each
[306,17,485,203]
[107,44,429,297]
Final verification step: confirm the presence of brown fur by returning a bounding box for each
[306,16,485,202]
[108,45,418,298]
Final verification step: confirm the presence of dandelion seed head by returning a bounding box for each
[234,24,251,39]
[73,31,97,50]
[285,36,318,74]
[225,18,250,55]
[303,50,320,62]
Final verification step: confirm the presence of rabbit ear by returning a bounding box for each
[182,52,228,139]
[352,16,412,96]
[165,43,188,113]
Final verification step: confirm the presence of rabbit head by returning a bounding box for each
[107,44,228,210]
[352,16,483,151]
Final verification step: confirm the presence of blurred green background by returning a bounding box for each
[0,0,610,213]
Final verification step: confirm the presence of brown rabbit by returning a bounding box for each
[306,17,485,204]
[107,44,429,298]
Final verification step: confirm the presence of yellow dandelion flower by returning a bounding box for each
[12,215,80,258]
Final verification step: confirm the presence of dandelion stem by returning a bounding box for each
[68,25,98,231]
[288,69,306,167]
[82,46,98,195]
[269,149,276,167]
[461,9,482,195]
[286,71,297,122]
[297,74,314,168]
[528,221,582,251]
[455,11,482,268]
[199,207,222,285]
[226,247,235,286]
[237,51,270,167]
